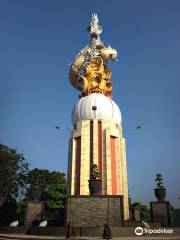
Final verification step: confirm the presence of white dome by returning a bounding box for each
[72,93,122,125]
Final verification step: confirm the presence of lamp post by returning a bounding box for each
[66,194,75,239]
[103,195,112,239]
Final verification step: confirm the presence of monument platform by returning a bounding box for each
[66,195,124,227]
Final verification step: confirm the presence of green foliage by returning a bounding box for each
[0,144,66,224]
[27,168,66,209]
[155,173,164,188]
[44,171,66,209]
[27,168,50,192]
[0,144,29,207]
[90,164,99,179]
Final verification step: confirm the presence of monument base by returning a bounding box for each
[25,202,44,225]
[150,201,171,226]
[66,195,124,227]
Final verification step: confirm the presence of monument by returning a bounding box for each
[66,14,129,228]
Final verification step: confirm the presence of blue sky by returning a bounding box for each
[0,0,180,207]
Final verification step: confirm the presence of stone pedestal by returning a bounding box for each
[150,201,171,226]
[25,202,44,225]
[66,195,124,227]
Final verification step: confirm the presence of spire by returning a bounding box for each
[87,13,103,38]
[87,13,104,58]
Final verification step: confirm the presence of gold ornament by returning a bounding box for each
[79,56,113,98]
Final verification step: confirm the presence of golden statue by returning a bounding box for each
[69,14,118,98]
[78,56,112,97]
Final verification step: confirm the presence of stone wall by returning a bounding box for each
[171,208,180,227]
[66,195,124,227]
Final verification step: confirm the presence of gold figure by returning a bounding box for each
[68,14,118,98]
[79,56,113,98]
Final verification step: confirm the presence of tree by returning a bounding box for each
[0,144,29,207]
[27,168,50,196]
[44,171,66,208]
[27,168,66,209]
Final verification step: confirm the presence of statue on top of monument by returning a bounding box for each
[69,13,118,98]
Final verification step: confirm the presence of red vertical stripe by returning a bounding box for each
[98,121,102,180]
[90,121,93,176]
[75,137,81,195]
[111,136,117,195]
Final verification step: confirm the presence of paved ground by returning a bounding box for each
[0,234,180,240]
